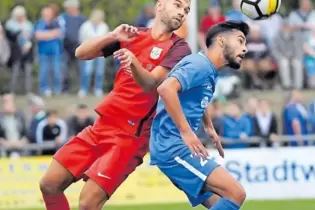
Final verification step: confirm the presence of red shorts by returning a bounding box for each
[54,116,149,196]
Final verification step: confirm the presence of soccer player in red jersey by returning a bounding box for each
[39,0,194,209]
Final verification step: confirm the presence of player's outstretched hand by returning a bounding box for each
[113,48,135,68]
[205,128,224,158]
[112,24,140,42]
[181,130,209,159]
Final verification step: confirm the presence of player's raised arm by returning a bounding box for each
[157,61,210,158]
[113,38,191,92]
[75,24,139,60]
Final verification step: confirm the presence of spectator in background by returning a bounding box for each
[5,5,33,94]
[34,7,63,96]
[36,110,67,155]
[27,94,46,144]
[0,91,27,157]
[272,18,304,90]
[67,104,94,138]
[283,89,309,146]
[256,12,283,47]
[78,9,109,97]
[243,96,258,136]
[136,2,155,27]
[225,0,249,22]
[59,0,86,93]
[0,22,11,66]
[254,99,278,147]
[308,99,315,134]
[222,103,252,149]
[289,0,315,42]
[245,97,258,119]
[241,24,274,89]
[303,28,315,88]
[196,101,223,147]
[198,0,225,52]
[288,0,315,89]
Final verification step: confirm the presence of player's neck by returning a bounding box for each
[151,23,173,41]
[206,49,227,71]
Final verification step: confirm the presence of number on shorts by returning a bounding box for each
[200,156,208,167]
[190,154,209,167]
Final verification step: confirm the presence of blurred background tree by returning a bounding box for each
[0,0,310,28]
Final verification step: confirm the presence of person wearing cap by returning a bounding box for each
[198,0,226,52]
[5,5,34,93]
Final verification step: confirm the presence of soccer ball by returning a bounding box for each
[240,0,281,20]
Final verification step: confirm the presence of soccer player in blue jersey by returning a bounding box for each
[150,21,249,210]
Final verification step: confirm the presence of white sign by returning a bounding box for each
[209,147,315,200]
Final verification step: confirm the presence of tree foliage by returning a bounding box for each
[1,0,312,28]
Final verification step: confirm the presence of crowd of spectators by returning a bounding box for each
[0,0,110,97]
[0,88,313,158]
[0,91,94,157]
[197,89,315,149]
[197,0,315,98]
[1,0,315,97]
[0,0,315,157]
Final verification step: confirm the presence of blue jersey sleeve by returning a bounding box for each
[169,58,210,92]
[287,106,299,123]
[34,20,45,33]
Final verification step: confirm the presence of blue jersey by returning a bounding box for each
[150,52,218,164]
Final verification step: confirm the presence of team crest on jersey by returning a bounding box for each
[150,47,163,60]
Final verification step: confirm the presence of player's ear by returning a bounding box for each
[156,0,163,11]
[216,36,225,48]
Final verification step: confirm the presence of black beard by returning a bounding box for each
[223,45,241,69]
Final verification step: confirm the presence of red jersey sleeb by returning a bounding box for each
[54,28,190,196]
[96,28,191,137]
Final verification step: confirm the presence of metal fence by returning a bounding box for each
[1,135,315,157]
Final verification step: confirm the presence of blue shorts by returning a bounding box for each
[154,148,220,207]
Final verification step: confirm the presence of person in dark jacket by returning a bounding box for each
[67,104,94,138]
[253,99,278,147]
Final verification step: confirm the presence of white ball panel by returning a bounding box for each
[241,3,260,19]
[258,0,269,15]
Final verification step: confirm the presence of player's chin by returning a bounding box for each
[229,60,242,69]
[170,21,182,30]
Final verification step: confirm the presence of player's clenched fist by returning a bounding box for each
[113,48,135,68]
[181,130,209,159]
[112,24,140,42]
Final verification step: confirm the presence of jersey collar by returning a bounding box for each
[198,51,218,77]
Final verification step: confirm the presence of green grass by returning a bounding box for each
[15,200,315,210]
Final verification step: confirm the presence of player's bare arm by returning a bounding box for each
[202,105,224,157]
[157,77,208,158]
[75,24,139,60]
[114,48,169,92]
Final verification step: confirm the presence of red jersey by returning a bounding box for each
[199,15,226,34]
[95,28,191,137]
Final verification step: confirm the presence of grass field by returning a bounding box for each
[16,200,315,210]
